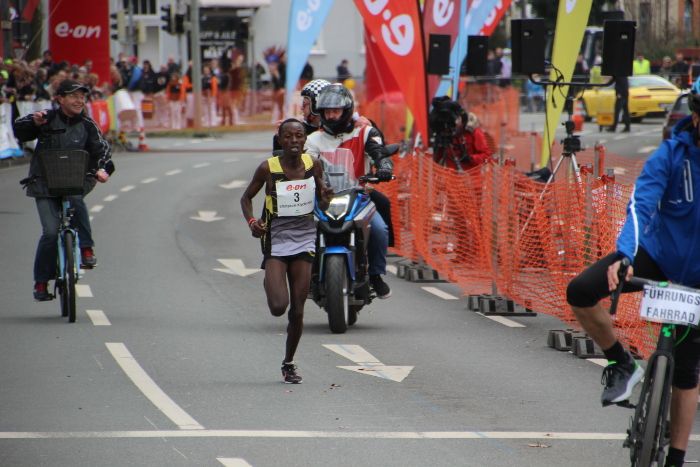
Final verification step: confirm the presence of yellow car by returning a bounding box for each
[580,74,680,123]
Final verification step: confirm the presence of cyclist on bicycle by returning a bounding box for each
[567,92,700,467]
[14,79,113,301]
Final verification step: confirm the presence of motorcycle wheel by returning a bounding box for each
[325,255,349,334]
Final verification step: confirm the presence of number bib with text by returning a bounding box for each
[276,177,316,216]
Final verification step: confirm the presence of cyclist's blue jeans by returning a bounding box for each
[368,213,388,276]
[34,196,94,282]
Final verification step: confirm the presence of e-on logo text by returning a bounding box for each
[55,22,101,39]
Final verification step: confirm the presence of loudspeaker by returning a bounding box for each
[465,35,488,76]
[511,19,545,75]
[427,34,451,75]
[602,20,636,77]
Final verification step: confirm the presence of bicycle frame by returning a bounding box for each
[57,198,81,283]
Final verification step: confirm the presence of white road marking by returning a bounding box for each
[103,194,118,202]
[3,429,698,441]
[223,158,240,163]
[323,344,413,382]
[76,284,93,298]
[190,211,224,222]
[193,162,210,168]
[189,139,202,144]
[166,169,182,176]
[218,459,253,467]
[105,343,204,430]
[141,177,158,184]
[637,146,657,154]
[219,180,247,190]
[120,185,135,192]
[421,286,458,300]
[588,358,608,368]
[386,264,398,275]
[597,138,608,144]
[214,259,261,277]
[89,216,94,221]
[476,312,526,328]
[86,309,111,326]
[613,135,627,141]
[89,205,104,213]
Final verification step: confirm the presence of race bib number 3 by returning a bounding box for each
[639,284,700,327]
[276,177,316,216]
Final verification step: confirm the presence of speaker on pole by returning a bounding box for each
[465,35,488,76]
[427,34,451,75]
[602,20,636,77]
[511,19,545,75]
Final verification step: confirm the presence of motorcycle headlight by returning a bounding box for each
[325,194,350,220]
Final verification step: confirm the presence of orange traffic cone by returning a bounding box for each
[137,126,149,151]
[572,100,584,132]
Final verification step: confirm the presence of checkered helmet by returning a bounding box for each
[301,79,331,116]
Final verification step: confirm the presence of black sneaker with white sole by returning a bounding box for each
[281,362,302,384]
[601,355,643,406]
[370,274,391,299]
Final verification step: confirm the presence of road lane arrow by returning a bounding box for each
[219,180,247,190]
[190,211,224,222]
[323,344,413,382]
[214,259,261,277]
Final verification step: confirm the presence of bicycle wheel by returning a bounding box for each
[631,356,669,467]
[64,231,77,323]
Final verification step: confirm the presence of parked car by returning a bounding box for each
[662,92,691,140]
[581,75,680,123]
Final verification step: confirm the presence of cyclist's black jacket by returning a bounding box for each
[14,107,113,198]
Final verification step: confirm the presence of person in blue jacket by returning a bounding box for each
[566,92,700,467]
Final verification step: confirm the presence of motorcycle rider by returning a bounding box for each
[305,84,393,298]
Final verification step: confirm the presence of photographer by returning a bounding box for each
[430,97,492,172]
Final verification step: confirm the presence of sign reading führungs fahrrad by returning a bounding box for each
[639,284,700,327]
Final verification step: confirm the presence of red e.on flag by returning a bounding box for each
[49,0,110,86]
[354,0,428,142]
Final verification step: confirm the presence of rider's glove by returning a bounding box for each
[376,168,393,181]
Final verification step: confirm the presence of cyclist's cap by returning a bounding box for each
[56,79,89,96]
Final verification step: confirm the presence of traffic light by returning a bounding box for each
[136,21,147,44]
[160,3,174,34]
[174,13,185,35]
[110,11,126,42]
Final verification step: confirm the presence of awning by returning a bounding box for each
[199,0,271,7]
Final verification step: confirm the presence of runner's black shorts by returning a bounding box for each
[261,251,315,269]
[567,247,700,389]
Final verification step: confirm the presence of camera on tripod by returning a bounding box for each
[429,97,465,151]
[562,120,581,154]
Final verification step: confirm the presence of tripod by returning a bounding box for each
[520,111,583,237]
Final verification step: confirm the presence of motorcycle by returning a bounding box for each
[310,147,393,334]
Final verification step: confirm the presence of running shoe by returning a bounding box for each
[81,247,97,269]
[601,354,643,406]
[281,362,303,384]
[33,282,52,301]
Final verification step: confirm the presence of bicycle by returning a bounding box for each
[610,258,700,466]
[38,149,90,323]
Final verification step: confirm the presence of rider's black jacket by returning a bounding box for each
[14,107,113,197]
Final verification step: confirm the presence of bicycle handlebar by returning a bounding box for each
[358,175,396,184]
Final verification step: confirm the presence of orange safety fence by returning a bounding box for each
[384,152,659,359]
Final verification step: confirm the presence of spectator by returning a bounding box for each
[301,61,313,85]
[499,48,512,87]
[336,59,350,82]
[659,55,673,81]
[40,50,53,70]
[632,53,651,75]
[524,77,545,112]
[608,75,630,133]
[671,52,690,88]
[267,54,285,122]
[227,50,248,125]
[201,64,219,127]
[166,72,184,129]
[486,49,502,85]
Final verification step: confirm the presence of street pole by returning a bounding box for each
[190,0,203,130]
[127,0,136,57]
[0,0,11,59]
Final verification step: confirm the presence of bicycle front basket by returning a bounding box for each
[38,149,89,196]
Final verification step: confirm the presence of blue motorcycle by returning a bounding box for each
[310,149,384,334]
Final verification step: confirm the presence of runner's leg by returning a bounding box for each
[283,258,312,363]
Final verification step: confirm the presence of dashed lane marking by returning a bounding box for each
[89,205,104,213]
[103,194,118,202]
[637,146,657,154]
[588,359,608,368]
[476,312,525,328]
[166,169,182,176]
[120,185,135,192]
[223,158,240,163]
[421,286,459,300]
[193,162,211,168]
[141,177,158,184]
[3,429,698,441]
[76,284,93,298]
[217,458,253,467]
[86,309,111,326]
[386,265,398,275]
[106,343,204,430]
